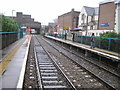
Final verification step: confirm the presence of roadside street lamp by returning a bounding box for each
[12,10,15,19]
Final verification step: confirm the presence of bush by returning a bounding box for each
[100,32,120,53]
[100,32,120,38]
[1,15,18,32]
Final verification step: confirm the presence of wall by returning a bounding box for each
[58,9,80,33]
[79,7,98,31]
[115,3,120,33]
[15,12,41,33]
[79,7,87,25]
[98,2,116,30]
[118,3,120,33]
[85,29,113,36]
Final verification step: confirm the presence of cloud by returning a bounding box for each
[0,0,102,25]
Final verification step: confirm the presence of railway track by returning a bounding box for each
[34,35,109,89]
[37,35,120,90]
[23,35,119,90]
[23,36,38,89]
[33,36,76,89]
[45,36,120,78]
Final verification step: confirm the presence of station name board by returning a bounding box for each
[63,27,69,30]
[100,23,110,27]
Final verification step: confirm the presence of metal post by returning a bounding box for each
[108,39,111,51]
[81,36,83,44]
[12,10,15,19]
[99,38,101,49]
[5,33,6,48]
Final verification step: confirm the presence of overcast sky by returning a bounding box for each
[0,0,103,25]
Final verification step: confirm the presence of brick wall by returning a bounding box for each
[98,2,116,30]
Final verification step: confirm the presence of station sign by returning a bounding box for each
[100,23,110,27]
[63,27,69,30]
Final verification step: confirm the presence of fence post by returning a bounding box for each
[81,36,83,44]
[99,38,101,49]
[8,33,10,45]
[5,33,6,48]
[0,35,1,49]
[108,39,111,51]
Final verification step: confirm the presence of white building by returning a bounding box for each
[78,6,99,35]
[115,0,120,33]
[84,29,113,36]
[77,1,120,36]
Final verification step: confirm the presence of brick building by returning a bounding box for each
[57,9,80,34]
[48,23,56,33]
[98,0,116,30]
[13,12,41,34]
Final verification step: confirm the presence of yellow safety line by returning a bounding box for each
[0,38,27,74]
[93,48,120,57]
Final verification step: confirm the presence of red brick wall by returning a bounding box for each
[98,2,116,30]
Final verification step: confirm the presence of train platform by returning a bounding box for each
[0,35,30,89]
[45,35,120,61]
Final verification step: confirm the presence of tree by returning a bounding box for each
[1,15,18,32]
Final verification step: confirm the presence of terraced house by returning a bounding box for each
[78,6,99,36]
[57,9,80,34]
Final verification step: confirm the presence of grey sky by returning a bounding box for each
[0,0,102,25]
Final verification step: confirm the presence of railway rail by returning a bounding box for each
[23,35,120,90]
[38,35,120,90]
[45,36,120,77]
[23,35,76,89]
[35,35,108,89]
[34,36,76,89]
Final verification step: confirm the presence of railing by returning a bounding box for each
[0,32,19,49]
[48,33,120,53]
[74,35,120,53]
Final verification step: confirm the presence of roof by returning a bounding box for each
[48,23,56,27]
[83,6,99,16]
[99,0,120,4]
[99,0,115,4]
[94,7,99,15]
[115,0,120,3]
[58,9,80,17]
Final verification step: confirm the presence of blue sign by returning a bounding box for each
[100,23,109,27]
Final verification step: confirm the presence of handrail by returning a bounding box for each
[48,33,120,40]
[0,32,19,34]
[75,35,120,40]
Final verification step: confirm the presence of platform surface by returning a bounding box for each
[0,36,30,89]
[46,35,120,61]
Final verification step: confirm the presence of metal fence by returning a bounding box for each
[0,32,18,49]
[74,35,120,53]
[48,33,120,53]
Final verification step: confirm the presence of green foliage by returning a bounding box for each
[100,32,120,38]
[99,32,120,53]
[1,15,18,32]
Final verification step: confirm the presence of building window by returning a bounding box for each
[81,14,85,23]
[90,26,93,30]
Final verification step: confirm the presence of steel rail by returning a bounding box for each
[42,36,118,90]
[34,46,43,90]
[35,35,77,90]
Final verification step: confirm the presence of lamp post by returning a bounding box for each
[12,10,15,19]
